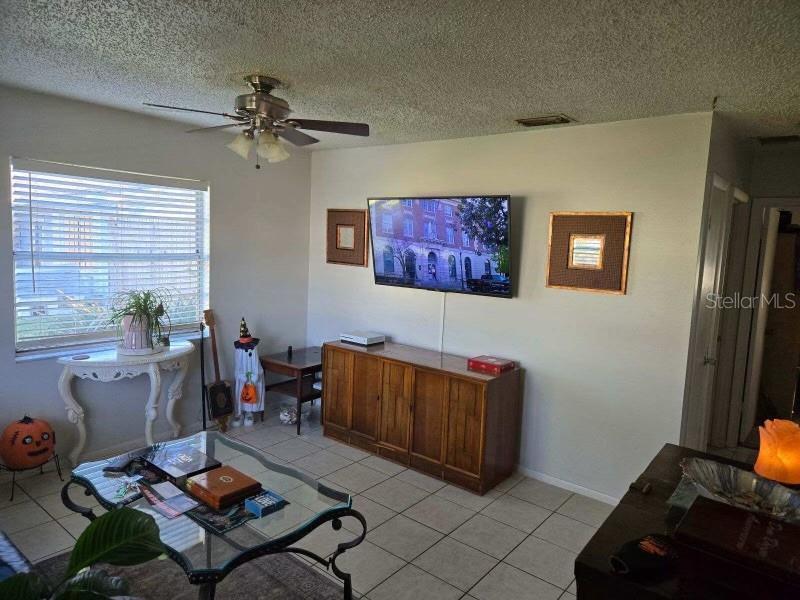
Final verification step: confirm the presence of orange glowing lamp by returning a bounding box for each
[754,419,800,485]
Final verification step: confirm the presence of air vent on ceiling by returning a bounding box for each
[758,135,800,146]
[515,114,573,127]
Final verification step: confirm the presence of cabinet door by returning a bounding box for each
[410,369,446,463]
[350,354,382,441]
[444,379,484,476]
[323,347,352,430]
[378,361,412,451]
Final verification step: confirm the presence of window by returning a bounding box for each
[423,200,436,213]
[444,205,453,216]
[424,221,436,239]
[464,257,472,279]
[402,199,413,208]
[462,231,470,247]
[10,160,209,352]
[448,255,457,278]
[404,218,413,237]
[446,226,455,244]
[382,213,393,233]
[485,260,492,274]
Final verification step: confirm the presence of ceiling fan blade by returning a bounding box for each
[289,119,369,136]
[277,127,320,146]
[143,102,246,120]
[186,123,247,133]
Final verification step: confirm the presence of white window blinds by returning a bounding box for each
[10,159,209,352]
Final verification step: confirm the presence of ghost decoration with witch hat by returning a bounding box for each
[0,416,56,470]
[232,318,264,427]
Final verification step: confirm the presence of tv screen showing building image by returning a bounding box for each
[367,196,511,298]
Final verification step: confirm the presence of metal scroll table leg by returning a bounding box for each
[198,582,216,600]
[328,512,367,600]
[61,481,97,522]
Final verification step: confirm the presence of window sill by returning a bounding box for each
[15,330,207,364]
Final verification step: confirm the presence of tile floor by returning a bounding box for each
[0,400,614,599]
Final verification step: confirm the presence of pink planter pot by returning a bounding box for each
[121,314,152,350]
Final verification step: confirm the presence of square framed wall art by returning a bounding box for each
[326,208,369,266]
[546,211,633,294]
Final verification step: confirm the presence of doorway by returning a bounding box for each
[692,196,800,458]
[681,175,741,450]
[735,202,800,447]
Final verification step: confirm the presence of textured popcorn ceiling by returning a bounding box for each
[1,0,798,149]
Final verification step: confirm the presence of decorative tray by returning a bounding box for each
[675,457,800,524]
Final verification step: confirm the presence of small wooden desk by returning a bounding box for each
[260,347,322,435]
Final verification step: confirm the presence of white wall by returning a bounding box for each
[0,86,311,461]
[306,113,713,500]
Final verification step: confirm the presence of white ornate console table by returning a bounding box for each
[57,340,195,465]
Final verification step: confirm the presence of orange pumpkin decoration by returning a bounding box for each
[241,372,258,405]
[0,416,56,470]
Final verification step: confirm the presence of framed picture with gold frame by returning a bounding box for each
[327,209,369,266]
[546,211,633,294]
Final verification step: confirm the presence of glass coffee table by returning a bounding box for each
[61,432,366,600]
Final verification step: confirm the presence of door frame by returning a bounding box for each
[680,174,746,450]
[734,197,800,442]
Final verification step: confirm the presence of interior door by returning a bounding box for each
[350,354,382,441]
[681,175,734,450]
[410,369,447,464]
[323,347,352,430]
[378,361,412,451]
[444,378,484,476]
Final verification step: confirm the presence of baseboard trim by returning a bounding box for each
[73,420,207,465]
[516,465,621,505]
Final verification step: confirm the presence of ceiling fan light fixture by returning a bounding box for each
[256,133,290,163]
[226,132,254,159]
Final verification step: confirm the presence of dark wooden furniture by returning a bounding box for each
[322,341,522,494]
[260,347,322,435]
[575,443,757,599]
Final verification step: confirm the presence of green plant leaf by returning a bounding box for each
[53,568,130,600]
[66,508,164,578]
[0,572,50,600]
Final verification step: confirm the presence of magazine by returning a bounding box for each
[141,485,199,519]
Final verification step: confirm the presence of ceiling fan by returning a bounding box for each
[144,74,369,168]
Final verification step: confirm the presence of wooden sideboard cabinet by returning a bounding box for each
[322,341,522,494]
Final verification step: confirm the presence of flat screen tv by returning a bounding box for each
[367,196,511,298]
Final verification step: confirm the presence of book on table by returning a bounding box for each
[144,441,221,486]
[185,465,262,510]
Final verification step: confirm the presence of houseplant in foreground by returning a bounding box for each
[0,507,164,599]
[109,290,171,354]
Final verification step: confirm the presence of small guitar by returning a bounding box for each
[203,309,234,427]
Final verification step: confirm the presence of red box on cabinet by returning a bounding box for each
[467,356,516,375]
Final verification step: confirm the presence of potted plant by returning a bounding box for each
[0,507,164,599]
[109,290,171,355]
